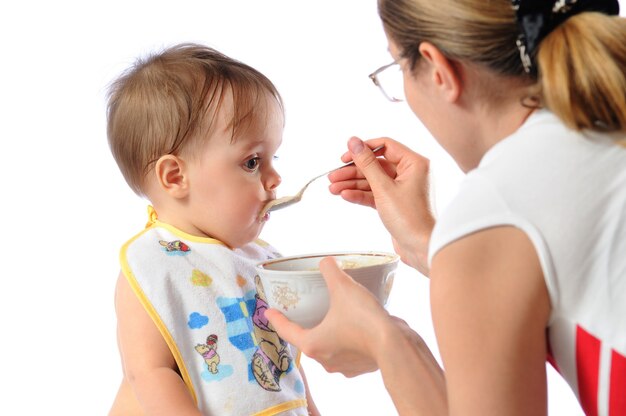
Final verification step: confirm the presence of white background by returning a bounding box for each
[2,1,623,414]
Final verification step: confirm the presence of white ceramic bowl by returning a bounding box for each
[255,252,399,328]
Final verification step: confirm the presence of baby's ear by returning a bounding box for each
[155,155,189,199]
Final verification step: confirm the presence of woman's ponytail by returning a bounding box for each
[537,12,626,134]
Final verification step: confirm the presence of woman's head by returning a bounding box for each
[378,0,626,134]
[378,0,523,78]
[107,43,284,197]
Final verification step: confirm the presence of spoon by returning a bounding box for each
[260,144,384,217]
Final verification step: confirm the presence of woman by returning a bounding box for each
[266,0,626,414]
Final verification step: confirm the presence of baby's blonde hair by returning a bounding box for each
[378,0,626,134]
[107,43,283,196]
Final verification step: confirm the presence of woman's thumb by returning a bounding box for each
[265,308,306,345]
[319,256,355,294]
[348,137,389,191]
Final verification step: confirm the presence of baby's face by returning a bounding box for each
[182,97,283,248]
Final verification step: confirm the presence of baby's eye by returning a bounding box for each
[243,157,261,172]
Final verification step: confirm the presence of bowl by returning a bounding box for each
[255,251,399,328]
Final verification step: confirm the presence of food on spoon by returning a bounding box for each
[259,196,292,219]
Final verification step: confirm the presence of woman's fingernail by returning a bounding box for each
[348,137,364,154]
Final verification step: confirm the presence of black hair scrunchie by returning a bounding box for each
[511,0,620,75]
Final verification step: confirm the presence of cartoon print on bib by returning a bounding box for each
[191,269,212,287]
[188,312,209,329]
[195,334,221,374]
[158,239,191,255]
[195,333,234,383]
[236,275,247,288]
[251,275,293,391]
[292,379,305,395]
[216,282,295,391]
[217,291,260,382]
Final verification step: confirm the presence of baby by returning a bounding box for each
[106,43,319,416]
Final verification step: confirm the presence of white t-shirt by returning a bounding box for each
[428,110,626,416]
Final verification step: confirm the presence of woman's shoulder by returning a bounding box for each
[479,110,573,167]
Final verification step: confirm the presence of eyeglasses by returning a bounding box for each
[368,61,405,102]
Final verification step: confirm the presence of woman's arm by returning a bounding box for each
[274,137,551,414]
[267,257,447,411]
[269,227,551,415]
[373,226,550,415]
[376,319,448,415]
[430,226,551,415]
[115,272,202,415]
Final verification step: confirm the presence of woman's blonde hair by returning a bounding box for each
[378,0,626,134]
[107,43,283,196]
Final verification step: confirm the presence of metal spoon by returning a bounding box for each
[260,144,384,217]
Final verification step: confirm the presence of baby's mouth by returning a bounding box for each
[258,200,274,222]
[258,198,275,220]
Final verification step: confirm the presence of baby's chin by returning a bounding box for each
[228,225,264,249]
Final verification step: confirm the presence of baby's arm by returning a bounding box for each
[298,364,321,416]
[115,271,202,415]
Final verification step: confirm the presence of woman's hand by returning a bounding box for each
[329,137,435,275]
[265,257,402,377]
[266,257,447,415]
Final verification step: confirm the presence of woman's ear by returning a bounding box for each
[154,155,189,199]
[418,42,462,102]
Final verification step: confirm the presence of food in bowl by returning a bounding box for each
[255,252,399,328]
